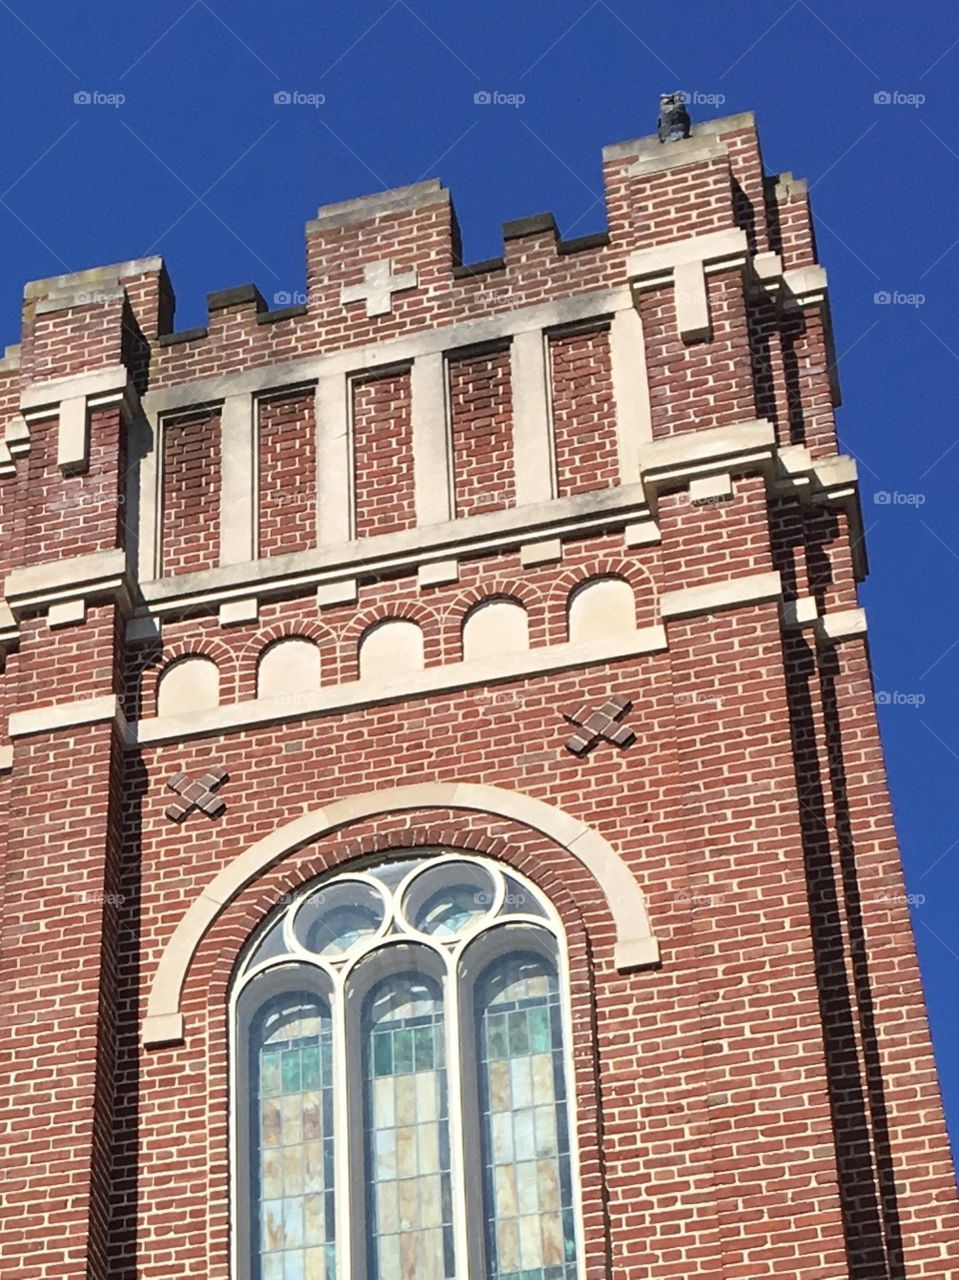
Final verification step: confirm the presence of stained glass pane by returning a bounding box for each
[476,952,577,1280]
[363,971,454,1280]
[253,993,335,1280]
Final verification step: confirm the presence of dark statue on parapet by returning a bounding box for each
[658,91,691,143]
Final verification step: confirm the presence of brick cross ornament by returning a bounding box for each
[563,695,636,756]
[166,766,228,822]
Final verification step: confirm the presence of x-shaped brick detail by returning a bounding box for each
[563,696,635,756]
[166,767,228,822]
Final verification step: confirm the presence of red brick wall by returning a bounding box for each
[449,347,515,516]
[549,327,619,497]
[1,112,957,1280]
[257,392,316,557]
[160,410,221,575]
[352,370,416,537]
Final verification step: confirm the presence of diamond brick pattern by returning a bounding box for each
[165,766,228,822]
[562,695,635,756]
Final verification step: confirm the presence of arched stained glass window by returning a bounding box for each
[475,954,575,1280]
[233,856,583,1280]
[250,992,335,1280]
[363,972,453,1280]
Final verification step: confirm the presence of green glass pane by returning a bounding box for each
[282,1049,302,1094]
[528,1006,551,1054]
[301,1045,320,1089]
[393,1027,414,1074]
[487,1013,508,1060]
[261,1049,282,1097]
[507,1011,530,1057]
[562,1211,576,1261]
[321,1040,333,1087]
[414,1025,434,1072]
[373,1032,393,1078]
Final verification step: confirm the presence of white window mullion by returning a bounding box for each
[332,967,353,1280]
[444,949,472,1280]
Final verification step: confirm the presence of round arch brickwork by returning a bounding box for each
[142,782,660,1046]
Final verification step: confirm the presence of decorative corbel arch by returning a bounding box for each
[142,782,660,1046]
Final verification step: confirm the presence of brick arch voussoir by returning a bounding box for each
[441,577,546,657]
[548,557,660,643]
[143,783,660,1050]
[342,602,441,680]
[239,620,340,698]
[148,637,238,717]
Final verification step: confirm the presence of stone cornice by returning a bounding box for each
[5,547,133,620]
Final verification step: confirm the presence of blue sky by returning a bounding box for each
[2,1,958,1161]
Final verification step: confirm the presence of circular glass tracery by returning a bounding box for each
[241,852,550,978]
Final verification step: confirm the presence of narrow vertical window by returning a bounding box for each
[362,972,454,1280]
[475,952,577,1280]
[252,993,336,1280]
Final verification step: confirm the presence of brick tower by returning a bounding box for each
[0,107,956,1280]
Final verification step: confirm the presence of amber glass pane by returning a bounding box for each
[253,993,335,1280]
[475,951,577,1280]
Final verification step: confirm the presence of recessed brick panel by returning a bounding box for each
[449,347,515,517]
[549,327,619,497]
[352,370,416,537]
[258,391,317,556]
[160,409,221,576]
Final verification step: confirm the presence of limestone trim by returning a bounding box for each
[9,694,121,739]
[138,286,632,417]
[815,607,867,645]
[5,547,131,618]
[627,229,750,344]
[659,570,782,620]
[127,625,669,747]
[0,745,12,772]
[220,394,256,565]
[133,482,655,617]
[142,782,662,1045]
[20,362,129,414]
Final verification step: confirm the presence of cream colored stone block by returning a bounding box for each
[157,656,219,717]
[462,599,529,662]
[219,598,258,626]
[418,559,459,588]
[47,599,86,628]
[317,579,357,608]
[568,577,635,644]
[673,259,711,343]
[520,539,562,567]
[57,396,89,473]
[258,637,322,700]
[688,472,733,505]
[359,619,424,680]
